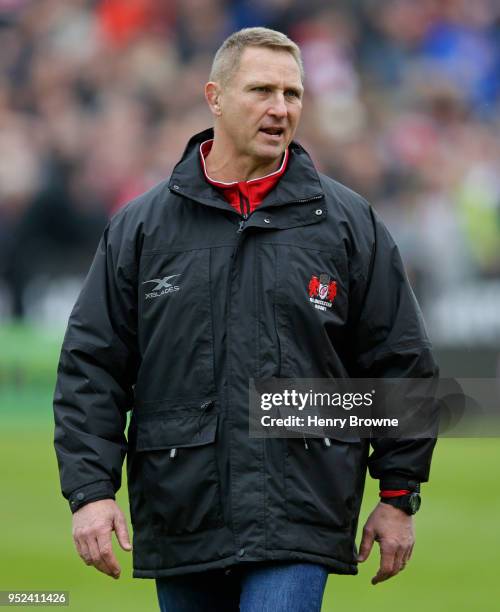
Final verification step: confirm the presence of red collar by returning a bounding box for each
[199,139,289,215]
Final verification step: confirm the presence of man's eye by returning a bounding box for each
[285,90,299,98]
[253,87,269,93]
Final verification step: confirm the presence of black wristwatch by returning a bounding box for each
[380,492,421,515]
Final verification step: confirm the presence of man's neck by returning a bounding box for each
[204,137,282,183]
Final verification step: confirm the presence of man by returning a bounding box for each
[54,27,437,611]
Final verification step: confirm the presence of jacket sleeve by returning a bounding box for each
[53,220,139,512]
[351,207,438,491]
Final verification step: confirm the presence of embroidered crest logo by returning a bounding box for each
[308,273,337,311]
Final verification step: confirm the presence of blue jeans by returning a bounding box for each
[156,562,329,612]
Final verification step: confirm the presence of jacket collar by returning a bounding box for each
[169,128,324,212]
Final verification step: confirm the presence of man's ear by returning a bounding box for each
[205,82,222,116]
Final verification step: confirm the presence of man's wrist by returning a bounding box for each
[68,481,116,513]
[378,478,421,515]
[379,492,421,515]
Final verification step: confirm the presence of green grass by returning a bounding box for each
[0,324,63,386]
[1,322,499,610]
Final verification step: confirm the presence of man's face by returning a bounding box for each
[216,46,304,164]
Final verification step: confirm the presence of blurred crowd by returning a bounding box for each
[0,0,499,321]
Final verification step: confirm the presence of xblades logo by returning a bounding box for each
[143,274,181,299]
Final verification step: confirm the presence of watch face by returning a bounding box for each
[408,493,421,514]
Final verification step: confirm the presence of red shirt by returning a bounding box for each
[200,139,289,216]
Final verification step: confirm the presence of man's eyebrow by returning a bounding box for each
[246,81,304,95]
[246,81,272,88]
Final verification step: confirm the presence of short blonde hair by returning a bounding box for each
[209,27,304,87]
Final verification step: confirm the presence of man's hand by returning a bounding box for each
[357,502,414,585]
[72,499,132,579]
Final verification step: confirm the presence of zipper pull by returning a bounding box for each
[237,214,248,233]
[169,448,177,460]
[323,437,331,448]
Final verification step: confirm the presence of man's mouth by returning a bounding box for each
[259,127,285,137]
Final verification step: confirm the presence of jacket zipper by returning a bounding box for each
[239,193,250,218]
[226,209,248,549]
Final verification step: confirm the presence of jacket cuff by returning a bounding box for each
[69,480,116,514]
[379,478,420,493]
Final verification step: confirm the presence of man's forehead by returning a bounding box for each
[234,46,302,86]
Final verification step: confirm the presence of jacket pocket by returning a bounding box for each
[131,401,223,536]
[284,435,362,530]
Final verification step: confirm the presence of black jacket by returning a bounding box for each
[54,128,437,578]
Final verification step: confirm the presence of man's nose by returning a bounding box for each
[268,93,287,118]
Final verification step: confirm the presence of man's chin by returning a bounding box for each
[251,142,286,164]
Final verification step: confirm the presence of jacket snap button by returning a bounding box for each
[173,184,180,190]
[76,492,85,501]
[264,217,271,224]
[237,548,245,557]
[315,209,323,216]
